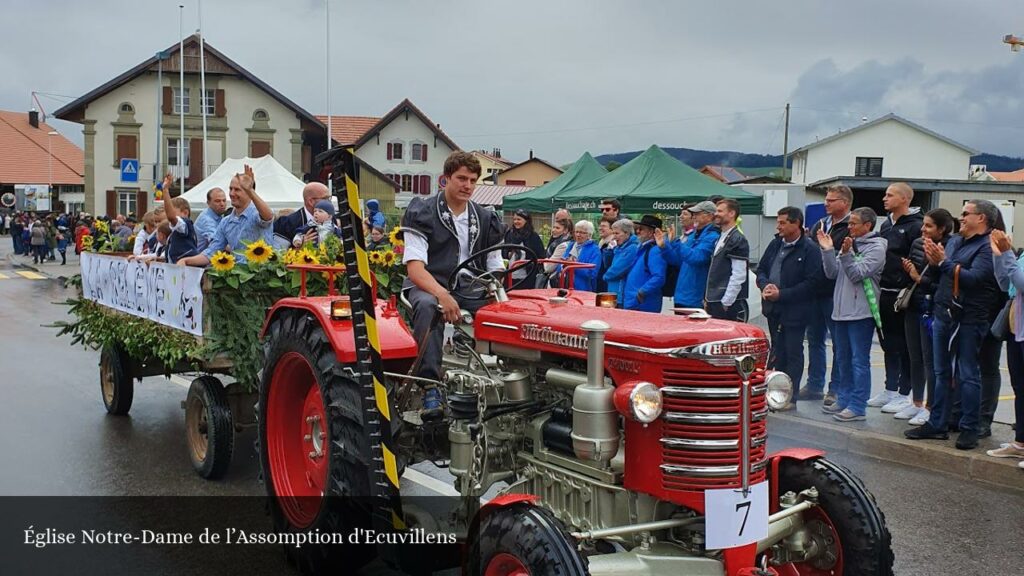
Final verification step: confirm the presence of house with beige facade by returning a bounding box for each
[54,34,327,218]
[472,149,514,184]
[495,154,563,187]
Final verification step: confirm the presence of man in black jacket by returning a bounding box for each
[756,207,823,407]
[273,182,331,248]
[906,199,1001,450]
[870,182,924,414]
[806,185,852,404]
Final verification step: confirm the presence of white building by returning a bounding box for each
[790,114,977,186]
[54,34,327,217]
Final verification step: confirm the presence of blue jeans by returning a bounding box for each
[927,316,986,435]
[806,297,838,393]
[833,318,875,416]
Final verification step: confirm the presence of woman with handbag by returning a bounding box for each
[988,229,1024,466]
[897,208,956,425]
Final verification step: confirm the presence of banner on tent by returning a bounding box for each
[81,252,205,336]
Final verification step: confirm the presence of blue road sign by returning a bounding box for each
[120,159,139,183]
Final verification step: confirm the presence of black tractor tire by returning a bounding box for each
[99,344,134,415]
[185,375,234,480]
[468,504,589,576]
[778,457,894,576]
[259,310,374,575]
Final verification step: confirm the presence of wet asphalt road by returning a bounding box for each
[0,249,1022,576]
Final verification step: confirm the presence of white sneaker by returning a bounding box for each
[908,408,931,426]
[867,390,897,407]
[881,395,913,414]
[894,404,922,420]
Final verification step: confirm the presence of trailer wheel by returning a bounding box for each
[776,457,894,576]
[469,504,589,576]
[259,310,373,574]
[185,376,234,480]
[100,344,133,415]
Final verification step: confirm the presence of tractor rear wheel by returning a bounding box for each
[100,344,133,415]
[259,310,373,574]
[776,457,894,576]
[185,375,233,480]
[469,504,589,576]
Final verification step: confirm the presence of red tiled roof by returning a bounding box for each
[315,115,381,145]
[989,170,1024,182]
[471,184,534,206]
[0,110,83,185]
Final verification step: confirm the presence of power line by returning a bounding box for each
[451,106,782,139]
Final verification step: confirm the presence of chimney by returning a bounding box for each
[529,149,534,160]
[29,109,39,128]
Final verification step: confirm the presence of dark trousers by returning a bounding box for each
[706,300,748,322]
[1004,338,1024,443]
[904,310,935,405]
[880,291,911,395]
[768,317,808,397]
[406,286,488,382]
[806,296,838,394]
[928,317,987,435]
[952,333,1002,432]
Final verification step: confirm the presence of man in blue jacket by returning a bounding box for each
[624,215,666,312]
[655,201,720,309]
[756,207,823,407]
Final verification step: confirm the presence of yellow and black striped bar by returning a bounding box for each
[329,147,406,536]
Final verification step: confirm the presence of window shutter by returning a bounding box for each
[419,175,430,194]
[412,175,421,194]
[116,135,137,163]
[387,142,393,160]
[106,190,117,219]
[215,89,225,117]
[162,87,172,114]
[422,144,427,162]
[189,139,204,186]
[136,190,148,217]
[251,141,271,158]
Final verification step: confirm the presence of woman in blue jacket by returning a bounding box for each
[557,221,601,291]
[604,219,638,303]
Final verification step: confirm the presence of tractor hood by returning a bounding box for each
[473,291,765,356]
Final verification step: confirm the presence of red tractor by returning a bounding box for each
[256,149,893,575]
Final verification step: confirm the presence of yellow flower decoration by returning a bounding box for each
[244,239,273,265]
[211,251,236,272]
[383,250,397,267]
[299,250,320,266]
[81,235,94,246]
[94,221,109,234]
[388,226,403,246]
[368,251,384,265]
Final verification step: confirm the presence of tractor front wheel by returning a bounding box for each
[776,457,894,576]
[259,310,373,574]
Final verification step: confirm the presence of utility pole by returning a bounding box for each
[198,0,208,179]
[179,5,186,192]
[782,103,790,182]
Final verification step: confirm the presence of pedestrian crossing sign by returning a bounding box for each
[120,159,139,183]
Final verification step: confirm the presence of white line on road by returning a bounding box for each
[168,374,191,389]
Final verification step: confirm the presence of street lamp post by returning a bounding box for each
[47,130,59,212]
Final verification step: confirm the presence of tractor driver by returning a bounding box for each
[401,151,505,418]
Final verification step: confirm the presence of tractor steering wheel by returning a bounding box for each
[446,243,540,301]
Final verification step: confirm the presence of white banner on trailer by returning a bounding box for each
[80,252,205,336]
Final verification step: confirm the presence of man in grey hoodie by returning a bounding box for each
[817,207,887,422]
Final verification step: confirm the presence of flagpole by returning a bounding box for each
[179,4,185,190]
[325,0,332,193]
[198,0,208,179]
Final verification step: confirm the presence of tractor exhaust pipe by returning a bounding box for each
[571,320,619,464]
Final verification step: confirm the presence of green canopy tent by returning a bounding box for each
[553,145,760,214]
[501,152,607,213]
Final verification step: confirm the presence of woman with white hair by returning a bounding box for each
[555,220,601,291]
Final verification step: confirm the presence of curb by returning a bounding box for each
[768,412,1024,493]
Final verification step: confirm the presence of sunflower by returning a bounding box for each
[368,251,384,265]
[388,227,403,246]
[211,251,236,272]
[299,250,320,266]
[244,239,273,265]
[382,250,397,267]
[94,220,109,234]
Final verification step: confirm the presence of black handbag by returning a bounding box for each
[991,299,1012,340]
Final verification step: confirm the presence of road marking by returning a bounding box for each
[999,395,1015,401]
[0,272,8,279]
[168,374,191,389]
[402,468,460,497]
[15,270,46,280]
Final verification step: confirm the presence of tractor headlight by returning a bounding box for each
[629,382,663,423]
[764,370,793,411]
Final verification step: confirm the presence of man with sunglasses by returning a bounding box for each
[600,198,621,223]
[906,200,1000,450]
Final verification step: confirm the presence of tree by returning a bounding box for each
[605,161,622,171]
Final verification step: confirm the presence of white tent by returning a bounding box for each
[181,156,306,212]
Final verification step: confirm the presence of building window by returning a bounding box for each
[168,138,190,167]
[173,87,190,114]
[387,141,403,161]
[202,89,216,116]
[506,179,527,186]
[855,157,883,177]
[119,102,134,114]
[411,142,428,162]
[253,109,269,121]
[400,174,413,192]
[118,190,137,217]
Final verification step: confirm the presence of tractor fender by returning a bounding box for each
[768,448,825,512]
[469,494,542,534]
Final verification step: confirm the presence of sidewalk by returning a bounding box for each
[0,236,80,278]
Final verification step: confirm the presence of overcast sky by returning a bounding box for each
[5,0,1024,164]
